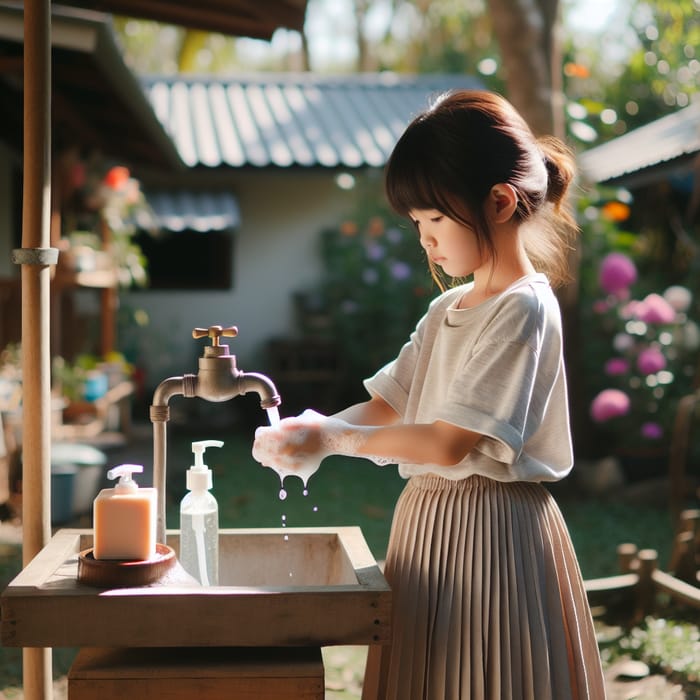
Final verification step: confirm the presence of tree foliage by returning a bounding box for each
[564,0,699,147]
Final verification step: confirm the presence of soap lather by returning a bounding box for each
[93,464,157,561]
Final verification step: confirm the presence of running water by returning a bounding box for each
[266,406,281,427]
[265,407,287,497]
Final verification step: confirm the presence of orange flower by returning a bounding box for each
[564,62,590,79]
[367,216,385,237]
[340,220,358,236]
[103,166,130,191]
[601,201,631,222]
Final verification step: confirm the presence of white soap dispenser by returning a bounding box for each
[179,440,223,585]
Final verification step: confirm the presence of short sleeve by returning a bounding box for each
[436,338,543,463]
[435,291,558,464]
[364,321,423,417]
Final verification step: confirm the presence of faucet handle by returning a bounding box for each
[192,325,239,347]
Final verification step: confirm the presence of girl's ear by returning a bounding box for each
[487,183,518,223]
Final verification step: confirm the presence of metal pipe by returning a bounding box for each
[150,328,280,546]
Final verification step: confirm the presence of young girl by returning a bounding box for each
[253,90,606,700]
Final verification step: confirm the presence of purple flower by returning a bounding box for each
[640,422,664,440]
[365,242,385,262]
[599,253,637,295]
[590,389,631,422]
[340,300,359,314]
[386,228,403,244]
[636,346,666,375]
[634,293,676,324]
[389,260,411,281]
[362,268,379,285]
[604,357,629,376]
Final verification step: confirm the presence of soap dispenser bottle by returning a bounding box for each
[93,464,157,561]
[180,440,223,585]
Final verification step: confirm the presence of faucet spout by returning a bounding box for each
[239,371,281,409]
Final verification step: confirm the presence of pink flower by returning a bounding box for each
[599,253,637,295]
[590,389,631,422]
[592,299,610,314]
[663,285,692,312]
[636,346,666,375]
[640,422,664,440]
[613,333,635,352]
[634,293,676,324]
[604,358,630,376]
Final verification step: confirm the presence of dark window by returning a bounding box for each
[136,230,233,290]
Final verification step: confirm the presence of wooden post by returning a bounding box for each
[18,0,54,697]
[99,215,116,356]
[634,549,658,623]
[617,543,638,573]
[669,509,700,583]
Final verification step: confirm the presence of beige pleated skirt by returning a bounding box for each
[363,474,606,700]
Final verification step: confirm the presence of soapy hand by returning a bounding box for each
[253,408,395,487]
[253,409,331,485]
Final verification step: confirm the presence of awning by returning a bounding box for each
[55,0,308,38]
[578,99,700,186]
[0,1,183,169]
[147,190,241,232]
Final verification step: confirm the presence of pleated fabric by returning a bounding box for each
[363,474,606,700]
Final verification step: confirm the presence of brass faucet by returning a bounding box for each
[150,325,281,543]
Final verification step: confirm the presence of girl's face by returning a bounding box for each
[409,208,486,278]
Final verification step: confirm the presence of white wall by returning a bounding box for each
[124,169,358,389]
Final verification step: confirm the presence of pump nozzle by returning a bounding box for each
[106,464,144,493]
[192,440,224,469]
[187,440,224,492]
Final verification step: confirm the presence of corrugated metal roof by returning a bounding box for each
[147,190,241,231]
[142,73,481,169]
[578,99,700,185]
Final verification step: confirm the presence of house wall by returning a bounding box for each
[123,169,362,390]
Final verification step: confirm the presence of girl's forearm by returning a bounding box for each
[331,395,400,426]
[356,420,482,467]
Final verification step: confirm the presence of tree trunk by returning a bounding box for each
[486,0,562,138]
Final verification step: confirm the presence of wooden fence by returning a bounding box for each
[585,508,700,623]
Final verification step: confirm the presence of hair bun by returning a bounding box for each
[538,136,575,208]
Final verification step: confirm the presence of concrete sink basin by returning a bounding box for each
[1,527,391,648]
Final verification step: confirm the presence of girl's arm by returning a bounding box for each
[253,394,482,470]
[331,395,401,426]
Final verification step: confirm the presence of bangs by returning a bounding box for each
[385,156,449,218]
[384,111,480,227]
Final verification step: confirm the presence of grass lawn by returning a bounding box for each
[0,428,680,692]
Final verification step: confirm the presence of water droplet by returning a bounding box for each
[283,534,289,541]
[279,488,287,501]
[312,505,318,512]
[289,572,293,577]
[303,488,309,497]
[281,514,286,521]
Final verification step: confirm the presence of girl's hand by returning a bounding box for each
[252,409,329,476]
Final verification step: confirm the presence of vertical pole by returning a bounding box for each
[19,0,54,697]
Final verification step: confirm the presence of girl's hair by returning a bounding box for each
[385,90,578,290]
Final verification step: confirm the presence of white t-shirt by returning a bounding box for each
[363,273,573,483]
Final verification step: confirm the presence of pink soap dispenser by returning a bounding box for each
[93,464,157,561]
